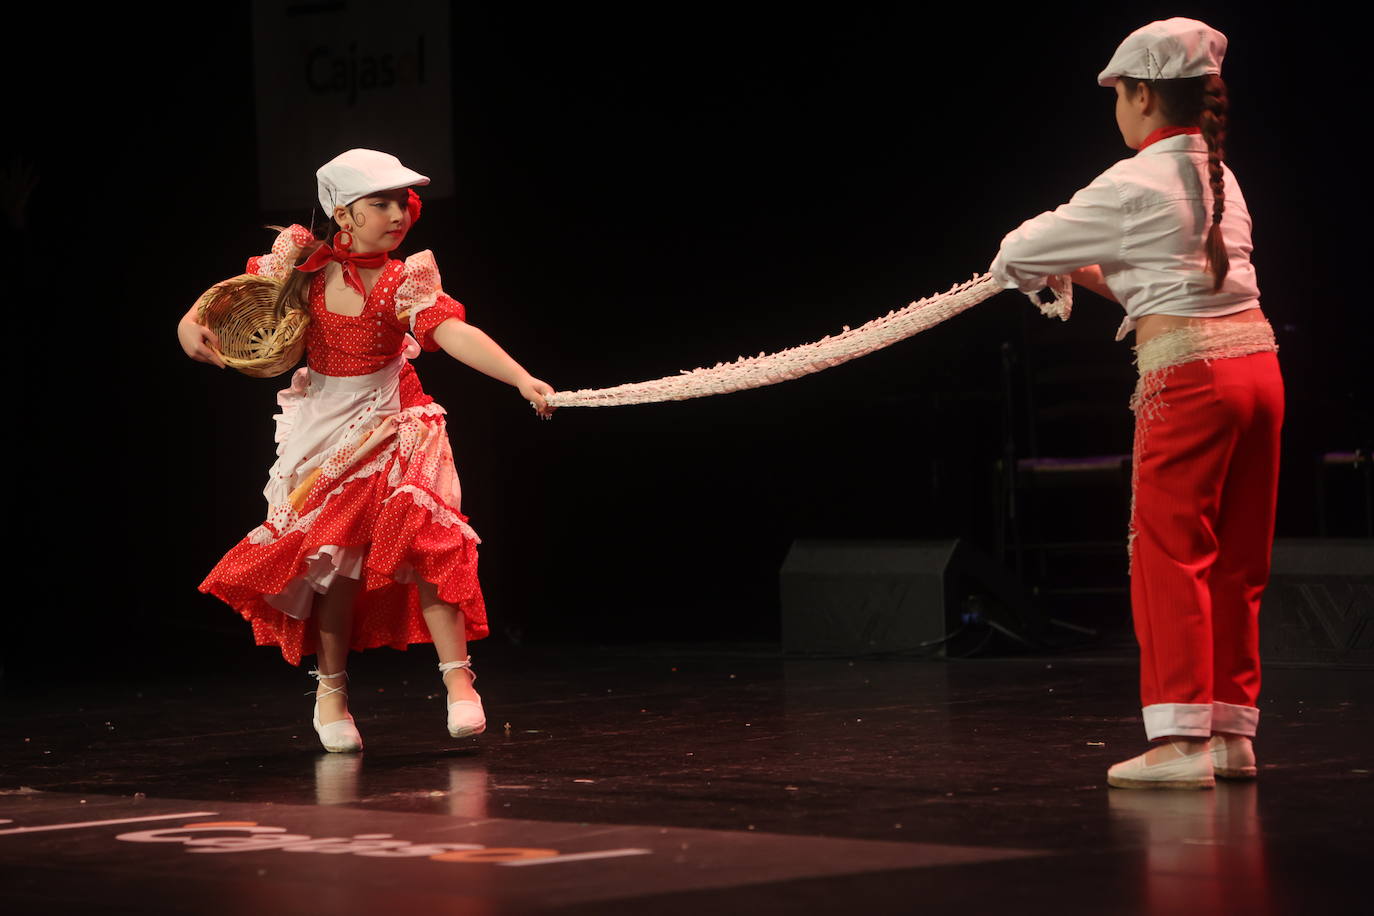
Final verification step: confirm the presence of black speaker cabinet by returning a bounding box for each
[1261,539,1374,665]
[779,539,1041,655]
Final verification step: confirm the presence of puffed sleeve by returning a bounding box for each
[245,225,316,280]
[395,250,468,351]
[989,172,1125,294]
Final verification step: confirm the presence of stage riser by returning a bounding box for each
[779,540,1042,655]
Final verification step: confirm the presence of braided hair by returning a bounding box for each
[1197,75,1230,291]
[1120,74,1231,291]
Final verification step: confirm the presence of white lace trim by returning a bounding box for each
[251,225,312,282]
[396,250,441,334]
[384,485,481,543]
[247,404,472,547]
[249,439,401,544]
[272,368,312,446]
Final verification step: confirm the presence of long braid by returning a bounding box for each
[1199,74,1230,291]
[1126,75,1233,292]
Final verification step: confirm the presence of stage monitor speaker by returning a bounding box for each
[779,539,1041,655]
[1261,539,1373,666]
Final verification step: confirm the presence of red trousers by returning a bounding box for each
[1129,350,1284,739]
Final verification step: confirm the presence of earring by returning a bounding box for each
[334,229,353,251]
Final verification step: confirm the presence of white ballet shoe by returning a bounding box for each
[308,669,363,753]
[1210,735,1258,779]
[1107,740,1214,790]
[439,658,486,738]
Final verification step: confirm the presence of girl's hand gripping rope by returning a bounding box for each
[520,377,557,419]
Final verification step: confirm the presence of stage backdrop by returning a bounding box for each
[252,0,455,211]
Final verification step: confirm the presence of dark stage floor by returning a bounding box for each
[2,645,1371,914]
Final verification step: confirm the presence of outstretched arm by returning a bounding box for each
[990,172,1124,296]
[431,317,555,417]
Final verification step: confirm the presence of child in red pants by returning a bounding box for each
[990,18,1283,788]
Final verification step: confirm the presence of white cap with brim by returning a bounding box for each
[1097,17,1227,87]
[316,149,430,215]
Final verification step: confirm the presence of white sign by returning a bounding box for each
[252,0,454,214]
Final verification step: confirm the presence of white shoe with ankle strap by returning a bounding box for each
[439,658,486,738]
[309,669,363,753]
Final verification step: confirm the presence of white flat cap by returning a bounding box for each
[316,149,430,215]
[1098,17,1227,87]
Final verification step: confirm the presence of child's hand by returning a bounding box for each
[520,377,556,419]
[179,317,227,368]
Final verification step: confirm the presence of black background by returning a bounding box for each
[8,4,1366,674]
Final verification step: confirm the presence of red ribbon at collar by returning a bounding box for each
[295,241,389,297]
[1138,125,1201,151]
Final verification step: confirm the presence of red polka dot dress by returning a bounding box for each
[200,226,488,665]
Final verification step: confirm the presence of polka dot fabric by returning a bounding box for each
[305,260,412,376]
[302,250,465,376]
[199,241,485,665]
[413,292,465,352]
[246,224,317,282]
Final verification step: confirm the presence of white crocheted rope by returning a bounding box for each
[545,272,1068,408]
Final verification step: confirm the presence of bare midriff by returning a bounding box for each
[1134,307,1267,347]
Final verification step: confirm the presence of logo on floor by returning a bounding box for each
[117,820,651,866]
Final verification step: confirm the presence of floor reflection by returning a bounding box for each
[312,754,491,819]
[446,759,490,819]
[1109,783,1271,914]
[313,754,363,806]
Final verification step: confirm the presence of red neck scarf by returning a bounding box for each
[295,238,389,297]
[1138,125,1201,151]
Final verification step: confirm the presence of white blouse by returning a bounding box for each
[989,133,1262,340]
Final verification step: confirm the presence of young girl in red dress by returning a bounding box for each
[990,19,1283,788]
[177,149,554,753]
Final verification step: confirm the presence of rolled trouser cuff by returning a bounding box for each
[1211,701,1259,737]
[1143,702,1213,739]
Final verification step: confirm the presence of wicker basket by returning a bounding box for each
[196,274,310,378]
